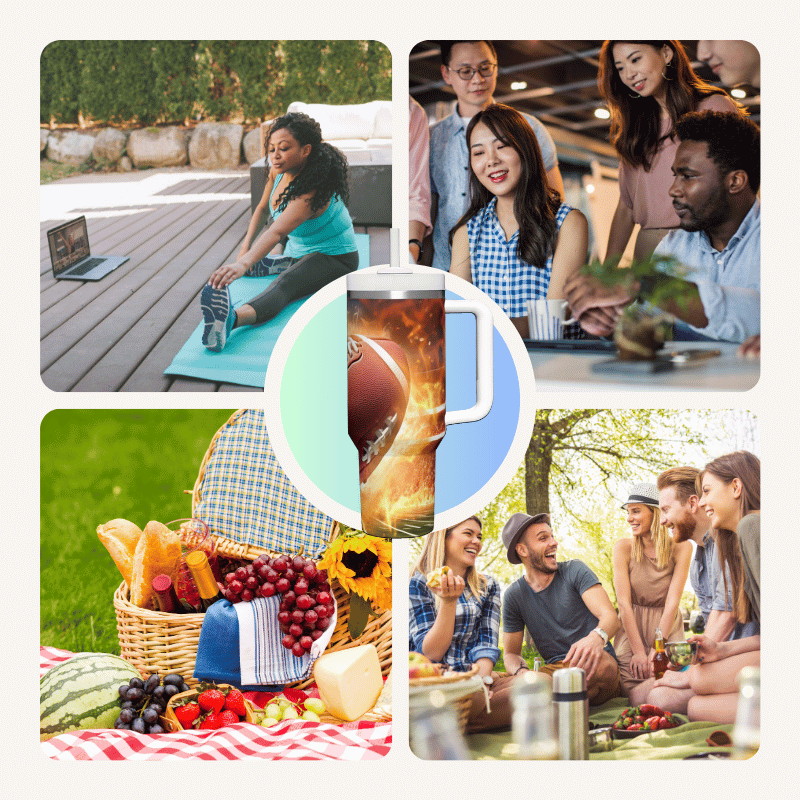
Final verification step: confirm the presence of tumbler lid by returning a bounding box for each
[347,265,445,295]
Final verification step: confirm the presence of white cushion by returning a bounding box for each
[287,101,373,141]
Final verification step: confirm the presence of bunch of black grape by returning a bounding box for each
[115,672,190,734]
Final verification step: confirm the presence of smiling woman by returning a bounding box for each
[448,103,588,338]
[597,40,741,262]
[408,517,524,732]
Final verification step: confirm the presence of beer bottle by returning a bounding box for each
[652,628,669,679]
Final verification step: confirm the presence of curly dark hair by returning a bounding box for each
[675,110,761,193]
[450,104,562,269]
[598,40,734,171]
[265,112,350,215]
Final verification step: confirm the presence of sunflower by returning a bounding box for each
[318,531,392,611]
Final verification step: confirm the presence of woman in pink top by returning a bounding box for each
[598,41,739,262]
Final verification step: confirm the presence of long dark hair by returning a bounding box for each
[266,112,350,214]
[450,104,562,268]
[698,451,760,624]
[598,40,731,171]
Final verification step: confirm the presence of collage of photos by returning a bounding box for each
[25,30,781,791]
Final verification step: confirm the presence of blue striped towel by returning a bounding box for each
[193,596,337,689]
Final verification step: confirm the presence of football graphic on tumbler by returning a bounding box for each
[347,334,411,485]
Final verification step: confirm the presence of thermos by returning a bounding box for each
[511,671,557,760]
[552,667,589,760]
[346,265,493,538]
[731,666,760,759]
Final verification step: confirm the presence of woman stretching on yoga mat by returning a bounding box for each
[201,111,358,351]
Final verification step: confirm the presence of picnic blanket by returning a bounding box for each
[164,233,370,387]
[40,647,391,761]
[465,696,735,760]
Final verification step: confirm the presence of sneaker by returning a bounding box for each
[245,255,295,276]
[200,284,235,352]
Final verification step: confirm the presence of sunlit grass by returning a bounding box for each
[40,409,235,654]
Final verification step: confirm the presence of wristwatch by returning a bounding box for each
[592,626,609,645]
[482,675,494,686]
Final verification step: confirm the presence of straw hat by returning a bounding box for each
[621,482,660,510]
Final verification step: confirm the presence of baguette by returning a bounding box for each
[96,518,143,586]
[130,521,182,609]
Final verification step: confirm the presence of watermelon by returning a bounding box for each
[40,652,142,740]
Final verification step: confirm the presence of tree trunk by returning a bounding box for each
[525,414,553,514]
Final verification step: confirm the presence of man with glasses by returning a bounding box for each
[427,41,564,270]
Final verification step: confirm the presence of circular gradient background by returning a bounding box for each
[265,268,536,532]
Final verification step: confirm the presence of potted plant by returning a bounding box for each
[580,253,694,361]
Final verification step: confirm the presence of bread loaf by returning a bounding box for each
[426,565,450,588]
[130,521,182,609]
[96,519,143,586]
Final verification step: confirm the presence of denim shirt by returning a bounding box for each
[428,104,558,271]
[654,198,760,343]
[689,530,715,619]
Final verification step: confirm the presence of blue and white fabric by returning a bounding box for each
[467,199,571,318]
[193,410,333,558]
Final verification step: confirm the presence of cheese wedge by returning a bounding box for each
[313,644,383,722]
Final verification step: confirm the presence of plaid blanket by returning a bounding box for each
[40,647,390,761]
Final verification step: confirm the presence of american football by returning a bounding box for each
[347,334,411,485]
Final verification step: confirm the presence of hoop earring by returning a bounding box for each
[629,91,641,99]
[661,62,673,80]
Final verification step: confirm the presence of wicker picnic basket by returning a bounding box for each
[114,410,392,692]
[408,664,481,733]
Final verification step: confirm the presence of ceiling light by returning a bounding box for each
[585,183,595,194]
[594,107,610,120]
[510,81,527,91]
[731,88,746,99]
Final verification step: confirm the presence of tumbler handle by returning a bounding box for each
[444,299,494,425]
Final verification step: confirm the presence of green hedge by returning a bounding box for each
[41,40,391,126]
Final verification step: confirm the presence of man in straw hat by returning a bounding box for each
[500,512,621,705]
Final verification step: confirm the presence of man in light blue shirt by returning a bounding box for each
[428,41,563,270]
[565,110,760,343]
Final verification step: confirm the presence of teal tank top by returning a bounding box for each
[270,173,357,258]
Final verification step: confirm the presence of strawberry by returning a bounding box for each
[218,710,240,727]
[173,702,201,729]
[223,689,247,717]
[199,712,222,729]
[198,689,226,714]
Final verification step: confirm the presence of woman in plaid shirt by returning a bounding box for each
[449,104,588,339]
[409,517,520,732]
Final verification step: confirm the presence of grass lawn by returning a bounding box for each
[40,409,235,655]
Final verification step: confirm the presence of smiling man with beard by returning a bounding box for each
[565,110,760,344]
[500,513,621,705]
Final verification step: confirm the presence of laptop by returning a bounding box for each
[47,216,129,281]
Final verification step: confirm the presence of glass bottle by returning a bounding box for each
[151,573,182,614]
[511,671,557,759]
[185,550,223,612]
[731,666,760,759]
[652,628,669,679]
[410,694,471,760]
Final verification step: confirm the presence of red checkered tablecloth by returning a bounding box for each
[40,647,391,761]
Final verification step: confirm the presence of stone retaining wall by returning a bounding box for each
[41,123,263,171]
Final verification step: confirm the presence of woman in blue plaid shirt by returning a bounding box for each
[409,517,520,731]
[449,104,588,339]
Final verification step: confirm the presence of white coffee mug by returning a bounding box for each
[527,299,576,340]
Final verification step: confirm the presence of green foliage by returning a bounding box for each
[581,252,693,315]
[40,410,235,654]
[41,41,390,127]
[495,641,541,673]
[41,41,81,123]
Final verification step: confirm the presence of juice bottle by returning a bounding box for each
[652,628,669,679]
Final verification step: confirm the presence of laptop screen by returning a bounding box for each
[48,217,90,275]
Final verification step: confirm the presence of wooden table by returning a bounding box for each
[528,341,759,392]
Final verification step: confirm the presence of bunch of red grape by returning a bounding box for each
[222,554,334,658]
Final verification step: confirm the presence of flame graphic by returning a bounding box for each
[348,298,445,537]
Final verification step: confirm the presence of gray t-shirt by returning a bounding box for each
[503,560,605,663]
[737,514,760,624]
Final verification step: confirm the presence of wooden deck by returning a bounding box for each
[40,167,388,392]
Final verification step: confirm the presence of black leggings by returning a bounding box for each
[246,250,359,324]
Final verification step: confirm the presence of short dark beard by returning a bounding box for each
[524,549,558,574]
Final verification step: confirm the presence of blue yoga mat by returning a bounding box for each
[164,234,370,388]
